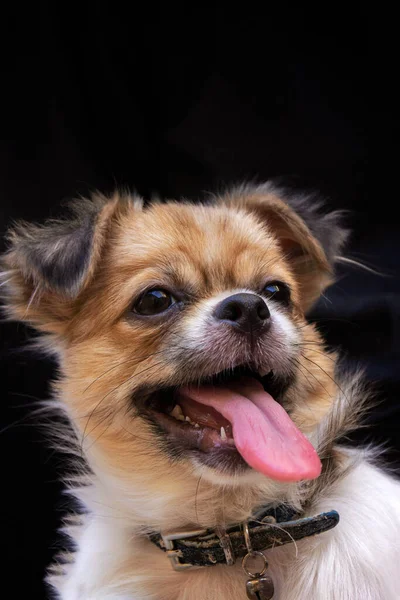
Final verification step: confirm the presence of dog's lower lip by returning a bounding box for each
[152,409,236,452]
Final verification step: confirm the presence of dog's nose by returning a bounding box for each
[213,293,270,334]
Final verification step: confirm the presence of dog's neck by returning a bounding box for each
[83,456,339,539]
[80,459,301,533]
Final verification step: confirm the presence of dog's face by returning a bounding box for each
[2,185,347,517]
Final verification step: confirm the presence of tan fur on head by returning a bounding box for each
[1,185,347,513]
[3,183,373,599]
[219,183,348,311]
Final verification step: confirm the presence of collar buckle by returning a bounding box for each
[161,528,207,571]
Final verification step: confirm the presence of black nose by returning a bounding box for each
[213,293,270,334]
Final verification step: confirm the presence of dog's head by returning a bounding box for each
[1,184,348,523]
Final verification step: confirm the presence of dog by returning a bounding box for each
[2,182,400,599]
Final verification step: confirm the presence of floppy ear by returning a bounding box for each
[221,183,349,312]
[1,193,128,332]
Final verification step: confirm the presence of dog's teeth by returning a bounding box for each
[170,405,183,420]
[185,416,191,423]
[220,427,227,441]
[194,423,200,428]
[258,368,270,377]
[170,405,186,422]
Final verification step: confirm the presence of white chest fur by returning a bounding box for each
[51,457,400,600]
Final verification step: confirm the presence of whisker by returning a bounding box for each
[294,344,336,362]
[90,499,127,515]
[167,331,190,344]
[194,473,203,526]
[336,256,390,277]
[80,360,165,449]
[292,340,327,345]
[301,353,350,405]
[22,285,40,319]
[82,410,115,450]
[288,358,320,416]
[291,357,315,391]
[120,424,153,444]
[83,324,189,393]
[221,483,226,529]
[251,520,299,557]
[83,347,184,393]
[295,356,333,399]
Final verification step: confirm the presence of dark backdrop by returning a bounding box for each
[1,6,398,599]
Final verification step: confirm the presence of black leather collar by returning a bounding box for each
[148,506,339,570]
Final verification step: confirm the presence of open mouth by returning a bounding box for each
[140,365,322,482]
[147,365,277,448]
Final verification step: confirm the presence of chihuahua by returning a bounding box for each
[2,183,400,599]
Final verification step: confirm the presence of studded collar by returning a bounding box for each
[148,505,339,570]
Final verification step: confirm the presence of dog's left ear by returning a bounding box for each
[221,184,349,312]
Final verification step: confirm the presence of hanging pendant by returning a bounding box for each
[245,572,275,599]
[242,522,274,599]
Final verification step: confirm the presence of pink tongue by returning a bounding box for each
[180,378,321,482]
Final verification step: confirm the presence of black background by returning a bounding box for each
[1,6,399,599]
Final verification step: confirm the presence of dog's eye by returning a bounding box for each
[263,282,291,305]
[133,289,176,315]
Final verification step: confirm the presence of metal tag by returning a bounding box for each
[246,575,274,599]
[242,521,275,599]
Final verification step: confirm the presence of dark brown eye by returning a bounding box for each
[263,282,291,305]
[133,289,176,316]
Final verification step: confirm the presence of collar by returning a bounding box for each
[148,506,339,570]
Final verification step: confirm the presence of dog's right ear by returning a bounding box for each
[1,193,133,333]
